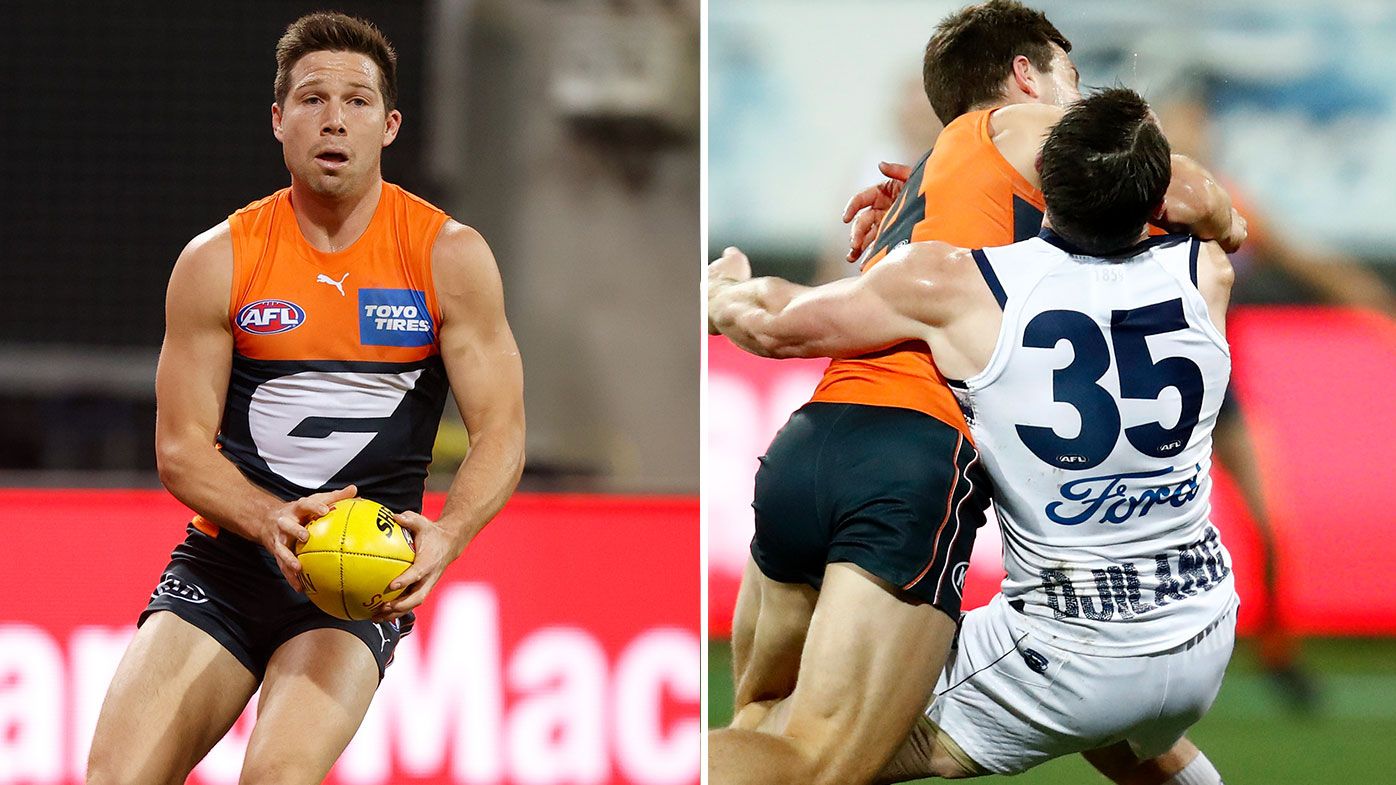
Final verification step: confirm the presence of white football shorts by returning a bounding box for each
[926,592,1237,775]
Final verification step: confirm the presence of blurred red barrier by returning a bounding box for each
[707,307,1396,638]
[1,491,698,785]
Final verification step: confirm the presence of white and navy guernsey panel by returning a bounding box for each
[952,229,1236,655]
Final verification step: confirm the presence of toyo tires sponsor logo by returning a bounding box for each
[236,299,306,335]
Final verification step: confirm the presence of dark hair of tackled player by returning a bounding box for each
[1039,87,1173,256]
[274,12,398,112]
[922,0,1072,125]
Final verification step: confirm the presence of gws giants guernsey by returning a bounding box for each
[953,230,1237,655]
[216,183,451,519]
[810,108,1048,438]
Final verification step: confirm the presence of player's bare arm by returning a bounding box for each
[1154,155,1246,251]
[1195,239,1236,335]
[707,244,979,360]
[155,223,355,591]
[375,221,525,622]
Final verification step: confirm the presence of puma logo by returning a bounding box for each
[316,272,348,296]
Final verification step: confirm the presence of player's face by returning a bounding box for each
[272,50,402,200]
[1036,45,1082,109]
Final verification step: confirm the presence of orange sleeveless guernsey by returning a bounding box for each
[808,108,1046,438]
[205,182,452,535]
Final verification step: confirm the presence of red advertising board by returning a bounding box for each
[707,308,1396,637]
[0,491,698,785]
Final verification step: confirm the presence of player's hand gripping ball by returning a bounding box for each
[295,498,416,620]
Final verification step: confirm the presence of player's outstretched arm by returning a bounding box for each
[376,222,525,622]
[707,245,942,360]
[155,225,356,590]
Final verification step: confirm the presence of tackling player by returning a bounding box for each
[85,13,525,785]
[712,86,1236,785]
[707,4,1239,785]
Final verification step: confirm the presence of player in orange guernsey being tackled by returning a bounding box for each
[86,13,524,785]
[713,88,1236,785]
[706,5,1240,785]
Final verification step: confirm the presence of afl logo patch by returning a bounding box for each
[237,299,306,335]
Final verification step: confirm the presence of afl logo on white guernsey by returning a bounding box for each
[237,299,306,335]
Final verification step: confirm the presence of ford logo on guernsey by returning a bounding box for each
[236,299,306,335]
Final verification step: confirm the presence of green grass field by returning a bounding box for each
[708,637,1396,784]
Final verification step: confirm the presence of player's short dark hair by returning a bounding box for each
[922,1,1072,125]
[1039,88,1172,256]
[274,12,398,112]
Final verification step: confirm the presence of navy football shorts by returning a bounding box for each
[140,523,413,680]
[751,402,990,618]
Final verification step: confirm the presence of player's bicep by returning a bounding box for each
[155,227,235,454]
[769,267,932,359]
[432,223,525,439]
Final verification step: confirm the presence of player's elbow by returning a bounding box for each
[154,438,195,493]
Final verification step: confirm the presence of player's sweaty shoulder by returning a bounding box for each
[870,241,978,320]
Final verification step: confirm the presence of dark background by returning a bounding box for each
[1,2,428,347]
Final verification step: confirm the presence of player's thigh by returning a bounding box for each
[239,627,380,785]
[87,611,258,785]
[731,557,818,724]
[783,562,957,785]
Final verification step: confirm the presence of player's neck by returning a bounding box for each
[1042,213,1151,253]
[289,176,385,254]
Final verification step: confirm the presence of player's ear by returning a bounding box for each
[1150,198,1168,222]
[272,103,284,142]
[1012,54,1039,100]
[382,109,402,148]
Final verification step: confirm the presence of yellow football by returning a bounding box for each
[295,498,416,621]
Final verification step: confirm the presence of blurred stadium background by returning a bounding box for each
[707,1,1396,783]
[1,2,697,784]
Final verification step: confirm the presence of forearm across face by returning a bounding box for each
[1160,155,1242,250]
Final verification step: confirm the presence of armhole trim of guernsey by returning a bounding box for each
[227,213,249,324]
[1188,236,1201,286]
[226,216,243,326]
[191,515,220,538]
[971,249,1007,309]
[422,214,450,332]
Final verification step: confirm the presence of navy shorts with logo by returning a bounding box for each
[751,402,990,618]
[140,524,413,681]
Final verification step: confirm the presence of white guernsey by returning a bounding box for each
[956,230,1237,654]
